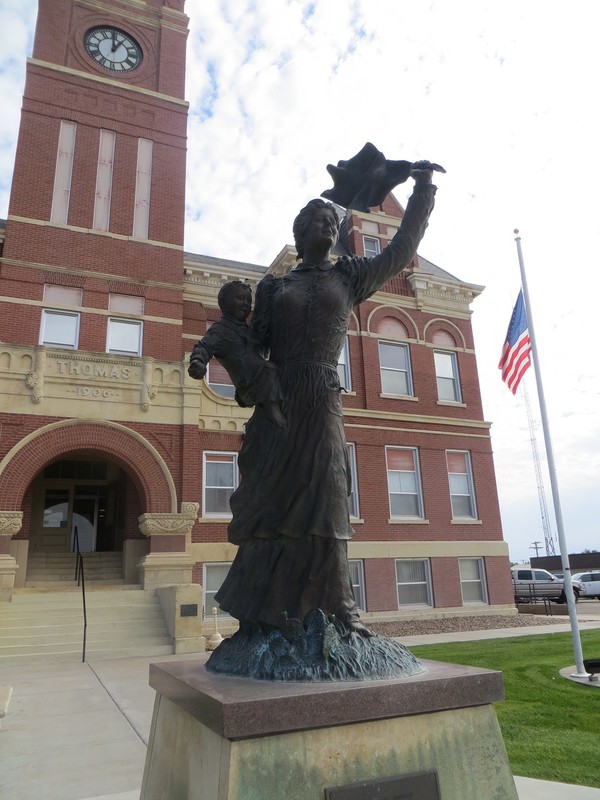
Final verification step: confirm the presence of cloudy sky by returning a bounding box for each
[1,0,599,563]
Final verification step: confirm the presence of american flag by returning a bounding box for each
[498,290,531,394]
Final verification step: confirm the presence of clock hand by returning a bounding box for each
[112,30,117,53]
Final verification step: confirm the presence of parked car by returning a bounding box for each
[572,571,600,600]
[511,567,582,603]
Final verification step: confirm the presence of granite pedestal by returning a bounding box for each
[141,654,518,800]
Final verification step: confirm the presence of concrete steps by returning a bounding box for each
[26,551,124,585]
[0,587,173,664]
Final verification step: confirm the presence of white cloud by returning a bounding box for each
[0,0,37,212]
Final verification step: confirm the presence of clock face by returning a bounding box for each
[84,27,143,73]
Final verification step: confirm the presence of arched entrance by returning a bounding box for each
[0,419,178,587]
[29,457,131,554]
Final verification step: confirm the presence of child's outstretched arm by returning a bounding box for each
[188,339,212,380]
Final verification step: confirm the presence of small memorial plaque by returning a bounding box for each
[180,604,198,617]
[325,770,440,800]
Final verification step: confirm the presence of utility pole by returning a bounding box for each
[530,541,542,557]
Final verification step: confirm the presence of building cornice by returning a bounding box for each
[406,271,484,316]
[183,258,265,308]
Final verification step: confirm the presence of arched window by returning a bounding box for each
[432,330,461,402]
[431,329,456,347]
[374,316,409,339]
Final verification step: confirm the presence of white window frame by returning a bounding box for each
[446,450,477,519]
[395,559,433,607]
[363,236,381,258]
[203,562,232,619]
[348,559,366,611]
[50,120,77,225]
[337,336,351,391]
[203,451,239,518]
[434,350,462,403]
[39,309,80,349]
[386,446,424,519]
[133,138,153,239]
[106,318,143,356]
[378,341,413,396]
[92,129,116,232]
[459,557,488,604]
[347,443,359,519]
[207,360,236,399]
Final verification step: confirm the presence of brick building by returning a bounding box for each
[0,0,515,625]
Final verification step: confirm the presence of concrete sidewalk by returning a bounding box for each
[1,610,600,800]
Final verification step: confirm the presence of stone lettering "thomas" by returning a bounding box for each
[56,360,132,380]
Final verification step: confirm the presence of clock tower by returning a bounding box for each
[2,0,189,359]
[0,0,198,598]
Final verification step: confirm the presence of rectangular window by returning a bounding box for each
[396,559,433,607]
[434,350,461,402]
[446,451,477,519]
[203,562,232,618]
[44,285,83,307]
[93,129,116,232]
[348,559,366,611]
[106,319,142,356]
[40,285,83,349]
[133,138,153,239]
[337,336,351,390]
[379,341,413,396]
[363,236,381,258]
[459,558,488,604]
[50,120,77,225]
[347,443,359,518]
[40,310,80,349]
[203,452,238,516]
[107,294,144,357]
[386,447,423,518]
[109,294,145,316]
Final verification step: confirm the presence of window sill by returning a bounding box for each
[380,394,419,402]
[350,517,364,524]
[388,518,429,525]
[197,516,232,523]
[341,390,356,396]
[450,518,482,525]
[436,400,467,408]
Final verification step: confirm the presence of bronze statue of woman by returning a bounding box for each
[207,163,438,680]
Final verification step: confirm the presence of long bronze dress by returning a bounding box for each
[215,183,437,629]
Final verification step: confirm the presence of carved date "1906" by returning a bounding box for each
[70,387,120,399]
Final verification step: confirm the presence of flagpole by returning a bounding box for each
[514,230,588,677]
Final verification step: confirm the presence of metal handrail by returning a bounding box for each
[72,526,87,662]
[514,582,552,615]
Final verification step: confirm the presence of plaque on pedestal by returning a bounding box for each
[325,770,440,799]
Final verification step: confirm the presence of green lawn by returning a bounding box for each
[410,631,600,788]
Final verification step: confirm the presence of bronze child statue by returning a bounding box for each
[188,280,286,429]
